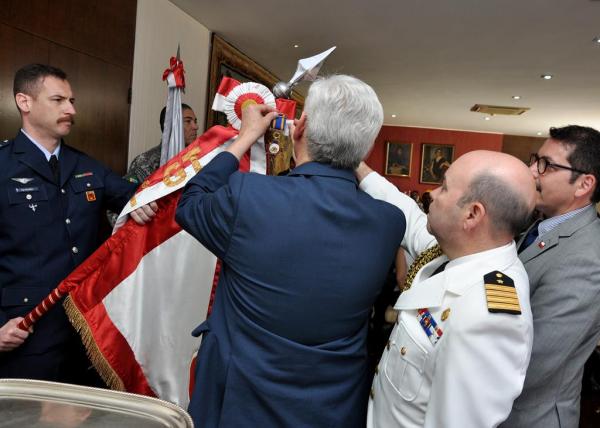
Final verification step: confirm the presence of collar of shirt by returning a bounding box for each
[538,204,591,238]
[21,128,61,161]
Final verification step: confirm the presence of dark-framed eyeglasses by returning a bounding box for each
[528,153,588,175]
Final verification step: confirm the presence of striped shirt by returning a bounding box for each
[538,204,592,238]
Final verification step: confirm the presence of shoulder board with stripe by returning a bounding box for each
[483,270,521,315]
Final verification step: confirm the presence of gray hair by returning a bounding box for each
[304,75,383,169]
[458,173,532,236]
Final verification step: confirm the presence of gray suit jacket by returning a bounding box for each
[501,205,600,428]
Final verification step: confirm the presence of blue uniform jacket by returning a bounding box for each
[176,152,406,427]
[0,131,135,368]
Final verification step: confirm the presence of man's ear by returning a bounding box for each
[15,93,31,113]
[293,112,307,142]
[574,173,597,200]
[463,201,486,231]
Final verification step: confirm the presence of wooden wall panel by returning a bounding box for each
[0,24,50,139]
[0,0,136,174]
[502,134,545,163]
[0,0,136,69]
[50,45,130,172]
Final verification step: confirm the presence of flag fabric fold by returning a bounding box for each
[64,126,242,405]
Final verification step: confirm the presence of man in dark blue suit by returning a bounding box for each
[0,64,155,384]
[177,75,406,427]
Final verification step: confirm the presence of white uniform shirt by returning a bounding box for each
[361,171,533,428]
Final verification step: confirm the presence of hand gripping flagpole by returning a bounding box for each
[17,282,74,331]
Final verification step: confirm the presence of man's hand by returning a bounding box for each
[355,161,374,182]
[227,104,278,160]
[130,201,158,225]
[0,317,30,352]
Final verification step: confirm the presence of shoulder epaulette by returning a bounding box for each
[484,270,521,315]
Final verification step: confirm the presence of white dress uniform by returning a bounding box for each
[360,172,534,428]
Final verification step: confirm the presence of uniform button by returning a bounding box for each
[72,246,79,254]
[26,194,32,200]
[400,347,407,356]
[61,189,66,194]
[375,365,379,375]
[386,341,391,350]
[370,388,375,399]
[23,297,28,303]
[86,183,91,188]
[65,218,71,224]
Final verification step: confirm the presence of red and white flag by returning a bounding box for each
[64,126,242,406]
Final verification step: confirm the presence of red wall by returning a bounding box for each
[365,125,503,194]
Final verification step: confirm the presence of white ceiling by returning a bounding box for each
[170,0,600,137]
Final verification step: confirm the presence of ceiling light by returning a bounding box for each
[541,74,553,80]
[537,132,543,136]
[391,114,397,118]
[594,37,600,44]
[484,116,491,121]
[293,44,300,48]
[512,95,521,100]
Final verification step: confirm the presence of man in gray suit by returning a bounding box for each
[502,125,600,427]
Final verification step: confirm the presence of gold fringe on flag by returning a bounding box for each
[63,296,125,391]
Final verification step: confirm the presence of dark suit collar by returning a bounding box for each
[519,205,598,263]
[13,130,78,187]
[288,161,357,185]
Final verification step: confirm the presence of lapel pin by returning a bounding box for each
[538,241,545,249]
[86,190,96,202]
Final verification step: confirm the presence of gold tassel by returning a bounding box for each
[401,244,444,292]
[63,296,125,391]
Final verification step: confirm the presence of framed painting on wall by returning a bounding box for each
[420,143,455,184]
[385,141,413,177]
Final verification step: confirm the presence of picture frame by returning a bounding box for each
[420,143,455,184]
[205,35,304,129]
[385,141,413,177]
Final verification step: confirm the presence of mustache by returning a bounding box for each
[57,116,74,125]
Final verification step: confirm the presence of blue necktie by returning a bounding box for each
[518,222,540,253]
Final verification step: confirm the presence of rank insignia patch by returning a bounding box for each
[85,190,96,202]
[484,270,521,315]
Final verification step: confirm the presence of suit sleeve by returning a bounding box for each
[175,151,241,259]
[360,171,436,259]
[424,291,532,428]
[522,252,600,393]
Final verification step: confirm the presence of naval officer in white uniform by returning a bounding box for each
[357,150,537,428]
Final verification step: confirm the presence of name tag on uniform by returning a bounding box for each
[15,186,40,193]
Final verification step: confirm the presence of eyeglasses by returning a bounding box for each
[528,153,588,175]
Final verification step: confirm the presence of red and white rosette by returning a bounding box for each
[222,82,276,130]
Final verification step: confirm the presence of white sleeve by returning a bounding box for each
[359,171,437,259]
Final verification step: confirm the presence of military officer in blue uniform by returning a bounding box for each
[0,63,155,384]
